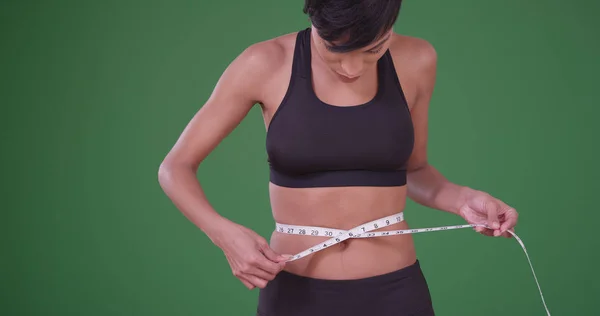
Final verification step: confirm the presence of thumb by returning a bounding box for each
[259,242,293,262]
[485,201,500,230]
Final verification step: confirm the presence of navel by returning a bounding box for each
[338,239,349,250]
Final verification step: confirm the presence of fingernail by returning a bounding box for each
[493,222,500,229]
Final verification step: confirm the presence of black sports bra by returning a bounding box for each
[265,28,414,188]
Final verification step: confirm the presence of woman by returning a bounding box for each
[158,0,518,315]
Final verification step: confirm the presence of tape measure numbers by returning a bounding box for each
[274,211,551,316]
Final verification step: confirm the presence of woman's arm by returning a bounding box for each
[401,41,466,215]
[159,42,265,240]
[158,40,290,289]
[401,39,518,237]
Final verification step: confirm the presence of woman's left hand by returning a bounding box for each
[457,188,519,238]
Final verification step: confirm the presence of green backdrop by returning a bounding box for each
[2,0,599,315]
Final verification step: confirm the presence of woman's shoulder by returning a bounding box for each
[216,31,299,105]
[234,31,299,76]
[388,33,437,72]
[387,33,437,91]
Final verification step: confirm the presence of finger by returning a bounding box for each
[259,242,292,263]
[473,225,493,236]
[242,273,269,289]
[499,207,518,233]
[479,228,495,237]
[254,254,284,275]
[233,268,256,290]
[248,266,277,281]
[484,200,500,230]
[238,276,256,290]
[492,226,511,237]
[500,227,514,238]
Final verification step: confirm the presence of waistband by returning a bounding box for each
[274,259,423,290]
[257,259,434,316]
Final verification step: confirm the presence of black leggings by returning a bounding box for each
[257,260,435,316]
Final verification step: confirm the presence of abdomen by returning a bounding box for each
[268,183,417,279]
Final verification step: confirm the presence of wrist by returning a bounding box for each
[453,186,475,214]
[201,214,235,247]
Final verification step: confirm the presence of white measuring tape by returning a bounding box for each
[275,212,551,316]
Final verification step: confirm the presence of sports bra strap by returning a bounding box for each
[295,28,312,80]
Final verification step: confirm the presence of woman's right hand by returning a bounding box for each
[212,221,292,290]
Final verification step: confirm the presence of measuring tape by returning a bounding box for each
[275,211,551,316]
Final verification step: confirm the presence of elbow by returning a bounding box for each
[157,161,174,191]
[157,158,196,189]
[157,161,171,188]
[406,160,430,175]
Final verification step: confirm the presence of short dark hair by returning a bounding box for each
[303,0,403,53]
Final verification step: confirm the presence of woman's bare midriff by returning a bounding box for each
[268,183,417,280]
